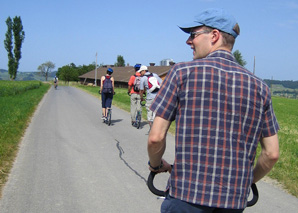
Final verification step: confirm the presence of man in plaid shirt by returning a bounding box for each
[147,8,279,212]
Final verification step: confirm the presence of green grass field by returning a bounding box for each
[0,81,50,196]
[267,97,298,195]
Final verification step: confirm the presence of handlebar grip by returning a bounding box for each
[147,171,259,207]
[247,183,259,207]
[147,171,166,197]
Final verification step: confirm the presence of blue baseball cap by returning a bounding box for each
[179,8,239,38]
[107,68,113,73]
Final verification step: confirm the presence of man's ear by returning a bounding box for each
[211,29,220,44]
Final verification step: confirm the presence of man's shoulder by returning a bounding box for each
[128,75,136,85]
[129,75,136,79]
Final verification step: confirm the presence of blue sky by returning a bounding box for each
[1,0,298,80]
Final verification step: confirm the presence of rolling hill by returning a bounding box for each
[0,69,57,81]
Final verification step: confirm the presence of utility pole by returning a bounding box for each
[271,76,273,94]
[94,52,98,86]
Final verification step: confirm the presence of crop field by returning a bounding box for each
[0,80,42,96]
[0,81,50,196]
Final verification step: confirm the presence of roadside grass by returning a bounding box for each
[264,97,298,196]
[75,85,131,112]
[0,81,50,197]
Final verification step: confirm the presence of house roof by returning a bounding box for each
[79,66,172,82]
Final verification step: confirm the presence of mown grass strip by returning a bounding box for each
[0,82,50,196]
[75,85,141,117]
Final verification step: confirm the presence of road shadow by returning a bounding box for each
[109,119,123,126]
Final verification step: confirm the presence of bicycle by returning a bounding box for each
[104,108,112,126]
[134,99,146,129]
[147,169,259,207]
[98,89,115,126]
[128,92,146,129]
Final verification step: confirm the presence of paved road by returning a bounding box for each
[0,86,297,213]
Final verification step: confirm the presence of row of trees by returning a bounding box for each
[37,55,126,82]
[56,63,97,83]
[4,16,25,80]
[36,61,97,82]
[40,52,247,82]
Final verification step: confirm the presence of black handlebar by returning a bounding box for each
[147,171,258,207]
[247,183,258,207]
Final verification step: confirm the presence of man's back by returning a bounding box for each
[151,50,279,209]
[148,8,279,212]
[128,73,141,94]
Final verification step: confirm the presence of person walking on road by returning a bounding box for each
[100,68,114,120]
[138,65,162,130]
[54,76,58,89]
[147,8,279,213]
[128,64,142,126]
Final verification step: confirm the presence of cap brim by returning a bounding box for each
[178,21,204,33]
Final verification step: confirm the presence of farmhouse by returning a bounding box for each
[79,64,172,88]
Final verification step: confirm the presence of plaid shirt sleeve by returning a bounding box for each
[150,66,178,121]
[261,86,280,137]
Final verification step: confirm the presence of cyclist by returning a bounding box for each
[100,68,114,120]
[54,76,58,89]
[128,64,142,126]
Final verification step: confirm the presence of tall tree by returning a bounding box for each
[4,16,25,80]
[37,61,55,81]
[233,50,247,67]
[4,17,14,80]
[115,55,125,67]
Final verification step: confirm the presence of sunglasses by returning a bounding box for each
[189,30,209,39]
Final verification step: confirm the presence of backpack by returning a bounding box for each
[147,73,160,93]
[133,75,141,92]
[54,77,57,83]
[102,76,113,94]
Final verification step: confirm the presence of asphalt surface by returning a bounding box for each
[0,86,297,213]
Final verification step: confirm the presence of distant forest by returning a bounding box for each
[263,79,298,89]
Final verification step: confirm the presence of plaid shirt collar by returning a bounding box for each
[203,49,236,62]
